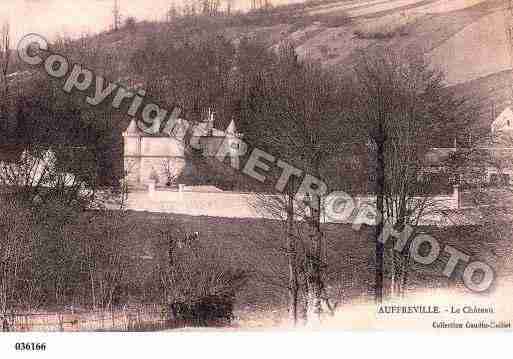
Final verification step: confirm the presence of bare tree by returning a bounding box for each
[200,0,221,16]
[125,17,137,34]
[507,0,513,106]
[113,0,122,31]
[0,200,35,328]
[250,188,308,325]
[354,45,475,300]
[161,160,178,187]
[242,42,354,323]
[166,1,179,21]
[0,22,10,131]
[225,0,234,15]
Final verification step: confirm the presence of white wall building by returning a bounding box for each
[122,110,242,188]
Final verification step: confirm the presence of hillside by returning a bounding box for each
[6,0,512,183]
[447,69,512,132]
[67,0,511,118]
[50,0,507,83]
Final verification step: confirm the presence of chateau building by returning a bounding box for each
[122,110,243,188]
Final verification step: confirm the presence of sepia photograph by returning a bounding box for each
[0,0,512,357]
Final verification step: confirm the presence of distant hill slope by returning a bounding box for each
[293,0,507,84]
[9,0,511,142]
[447,69,512,132]
[50,0,508,85]
[428,4,510,85]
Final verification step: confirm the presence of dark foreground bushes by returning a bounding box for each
[168,294,234,327]
[0,197,248,329]
[159,233,248,327]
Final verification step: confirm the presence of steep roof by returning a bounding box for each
[225,119,237,134]
[123,117,193,139]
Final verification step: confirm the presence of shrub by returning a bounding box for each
[162,237,248,327]
[169,294,234,327]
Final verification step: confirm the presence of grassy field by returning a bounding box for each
[77,209,513,326]
[3,197,511,330]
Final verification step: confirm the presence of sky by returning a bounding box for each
[0,0,286,46]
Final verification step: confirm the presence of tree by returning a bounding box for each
[166,2,179,21]
[241,42,354,323]
[14,34,125,185]
[0,22,10,133]
[0,199,36,322]
[354,45,475,300]
[225,0,234,15]
[201,0,221,16]
[113,0,122,31]
[448,114,513,286]
[250,0,270,11]
[250,190,308,325]
[125,17,137,34]
[130,32,236,122]
[161,160,178,187]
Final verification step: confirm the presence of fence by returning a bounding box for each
[1,305,172,332]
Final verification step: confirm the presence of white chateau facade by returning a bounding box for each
[122,110,242,188]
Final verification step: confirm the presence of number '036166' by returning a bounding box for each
[15,342,47,351]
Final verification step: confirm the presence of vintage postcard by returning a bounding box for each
[0,0,511,356]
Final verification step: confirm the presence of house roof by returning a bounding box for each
[225,119,237,134]
[125,115,239,139]
[123,117,193,139]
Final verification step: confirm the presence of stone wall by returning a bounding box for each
[124,186,461,225]
[126,189,262,218]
